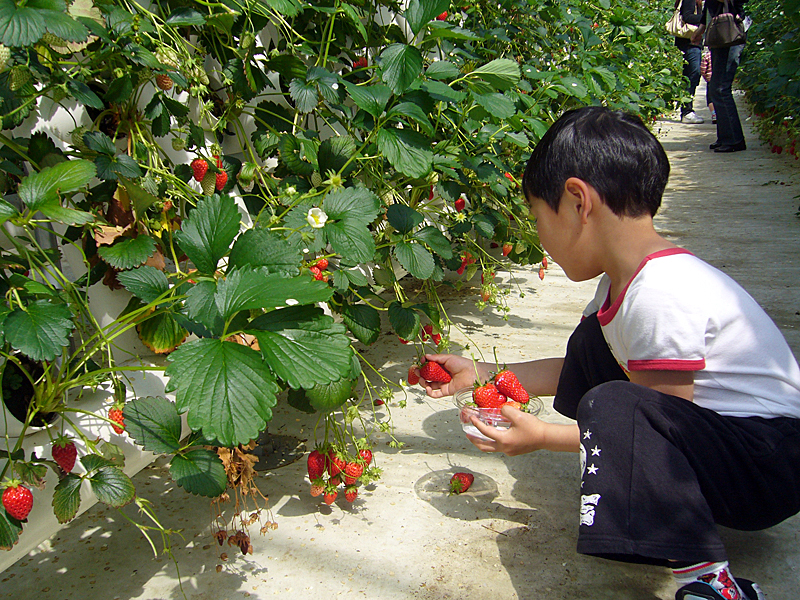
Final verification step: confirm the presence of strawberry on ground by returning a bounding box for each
[52,436,77,473]
[109,406,125,434]
[344,486,358,503]
[407,365,420,386]
[307,449,326,480]
[494,369,530,403]
[191,158,208,182]
[2,481,33,520]
[419,361,452,383]
[473,382,506,408]
[449,472,474,495]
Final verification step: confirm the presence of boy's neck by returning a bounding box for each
[598,211,676,301]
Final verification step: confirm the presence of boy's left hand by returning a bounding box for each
[467,404,545,456]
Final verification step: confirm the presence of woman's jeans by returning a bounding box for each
[681,45,702,116]
[709,44,745,146]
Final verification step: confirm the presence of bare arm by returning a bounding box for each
[628,370,694,402]
[469,406,581,454]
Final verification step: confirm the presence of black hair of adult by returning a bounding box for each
[521,106,670,218]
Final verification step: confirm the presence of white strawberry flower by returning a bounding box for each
[307,207,328,228]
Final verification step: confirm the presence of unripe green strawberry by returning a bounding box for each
[311,171,323,187]
[70,126,89,152]
[0,44,10,71]
[171,137,186,151]
[155,47,180,69]
[201,171,216,196]
[2,481,33,520]
[41,32,66,47]
[8,66,30,91]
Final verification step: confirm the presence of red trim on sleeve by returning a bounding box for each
[597,248,694,326]
[627,358,705,371]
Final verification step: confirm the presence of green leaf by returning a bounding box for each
[426,60,461,80]
[95,154,143,180]
[216,269,333,318]
[404,0,450,36]
[117,266,169,304]
[262,0,302,16]
[422,80,467,104]
[0,199,18,225]
[136,310,187,354]
[229,228,302,274]
[377,127,432,179]
[386,203,423,234]
[305,377,355,412]
[317,135,357,178]
[380,43,423,95]
[470,58,521,91]
[67,80,104,109]
[395,241,435,279]
[323,186,381,224]
[386,101,434,135]
[166,7,205,25]
[104,76,133,104]
[165,338,280,447]
[324,219,375,264]
[289,78,318,113]
[248,306,353,389]
[473,214,495,238]
[341,81,392,118]
[97,235,156,270]
[174,195,241,274]
[413,226,453,258]
[185,280,224,335]
[118,177,160,217]
[4,300,73,361]
[0,0,46,47]
[81,453,115,473]
[341,303,381,345]
[83,131,116,155]
[17,159,96,210]
[52,474,82,524]
[472,92,516,119]
[388,301,420,340]
[124,396,182,454]
[0,510,22,550]
[169,449,227,497]
[43,9,88,43]
[89,466,135,507]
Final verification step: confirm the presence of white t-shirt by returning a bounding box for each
[583,248,800,419]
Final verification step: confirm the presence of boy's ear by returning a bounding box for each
[563,177,595,223]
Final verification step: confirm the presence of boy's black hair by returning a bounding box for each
[521,106,670,217]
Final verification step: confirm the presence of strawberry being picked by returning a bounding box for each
[419,361,452,383]
[494,369,530,404]
[449,472,474,495]
[473,382,506,408]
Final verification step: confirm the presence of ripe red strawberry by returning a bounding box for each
[315,257,328,270]
[52,437,77,473]
[481,287,491,302]
[419,361,452,383]
[307,449,326,480]
[2,482,33,520]
[344,462,364,485]
[310,266,324,280]
[505,400,522,410]
[310,480,324,497]
[353,56,368,69]
[190,158,208,182]
[436,11,448,20]
[373,399,385,406]
[155,73,173,91]
[329,475,342,487]
[358,448,373,466]
[449,472,474,494]
[542,256,548,269]
[494,369,529,403]
[423,324,433,339]
[323,488,337,505]
[328,451,345,477]
[538,266,545,280]
[407,365,420,386]
[109,407,125,434]
[431,332,441,345]
[502,242,513,256]
[429,185,435,200]
[473,382,506,408]
[215,170,228,191]
[454,196,466,212]
[344,486,358,502]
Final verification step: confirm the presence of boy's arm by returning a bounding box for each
[469,406,581,454]
[628,370,694,402]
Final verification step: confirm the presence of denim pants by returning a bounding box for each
[709,44,745,145]
[681,45,702,115]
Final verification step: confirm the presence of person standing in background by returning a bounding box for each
[701,48,716,124]
[676,0,705,124]
[692,0,748,152]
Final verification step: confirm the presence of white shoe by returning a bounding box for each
[681,111,704,124]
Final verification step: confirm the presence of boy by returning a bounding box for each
[418,107,800,600]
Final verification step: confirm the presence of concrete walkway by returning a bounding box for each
[2,92,799,600]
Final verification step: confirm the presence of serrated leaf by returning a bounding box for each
[228,228,302,274]
[386,203,423,234]
[17,159,96,210]
[169,449,227,497]
[341,81,392,118]
[288,78,318,113]
[165,338,280,447]
[137,311,187,354]
[52,473,82,524]
[473,214,496,238]
[89,466,135,507]
[104,75,132,103]
[388,301,420,340]
[81,453,115,472]
[247,306,353,389]
[0,510,22,550]
[422,80,467,104]
[0,0,46,47]
[379,43,423,95]
[341,303,381,345]
[404,0,450,36]
[174,195,241,274]
[185,280,224,335]
[216,269,332,319]
[377,127,432,179]
[118,177,160,218]
[324,219,375,264]
[395,241,435,279]
[83,131,116,155]
[470,58,521,91]
[413,226,453,258]
[124,396,182,454]
[166,7,205,25]
[97,235,156,270]
[0,199,17,225]
[386,101,434,135]
[95,154,143,181]
[67,80,103,108]
[426,60,461,80]
[305,377,355,412]
[317,135,357,178]
[472,92,516,119]
[4,300,73,361]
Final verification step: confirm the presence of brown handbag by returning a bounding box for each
[705,0,747,48]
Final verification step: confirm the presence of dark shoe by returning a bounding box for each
[710,141,722,150]
[676,578,765,600]
[714,140,747,153]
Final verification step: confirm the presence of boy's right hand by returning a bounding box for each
[415,354,489,398]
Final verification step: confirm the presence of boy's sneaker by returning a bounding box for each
[676,578,765,600]
[681,111,705,124]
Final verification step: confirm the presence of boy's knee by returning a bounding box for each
[577,380,636,422]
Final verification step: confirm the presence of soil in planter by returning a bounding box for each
[2,356,58,428]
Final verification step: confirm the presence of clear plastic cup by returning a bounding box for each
[453,387,543,441]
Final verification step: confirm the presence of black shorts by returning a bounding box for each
[553,314,800,566]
